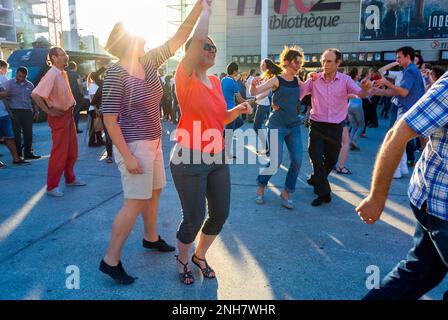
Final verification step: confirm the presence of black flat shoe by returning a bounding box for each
[143,236,175,252]
[311,195,332,207]
[99,260,137,285]
[13,159,31,166]
[24,154,41,160]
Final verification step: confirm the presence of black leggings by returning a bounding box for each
[170,151,230,245]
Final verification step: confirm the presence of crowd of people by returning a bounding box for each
[1,0,448,300]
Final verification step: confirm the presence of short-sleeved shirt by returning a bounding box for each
[175,61,227,153]
[300,72,363,124]
[102,42,173,143]
[397,63,425,114]
[3,79,34,110]
[221,76,239,110]
[32,66,76,111]
[0,75,9,117]
[405,72,448,221]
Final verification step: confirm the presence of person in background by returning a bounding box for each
[89,67,113,163]
[67,61,85,134]
[31,47,87,197]
[163,75,173,122]
[0,67,40,160]
[221,61,248,159]
[0,60,30,168]
[171,71,180,124]
[87,73,105,148]
[346,68,364,152]
[429,66,446,86]
[245,68,257,123]
[372,46,426,178]
[253,58,280,154]
[379,61,402,129]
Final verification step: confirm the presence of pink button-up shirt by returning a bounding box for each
[33,66,76,111]
[300,72,363,124]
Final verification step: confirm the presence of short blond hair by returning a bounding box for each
[105,22,130,58]
[279,46,305,70]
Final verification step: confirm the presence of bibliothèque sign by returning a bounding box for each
[237,0,342,31]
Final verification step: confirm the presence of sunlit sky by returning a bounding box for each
[61,0,170,48]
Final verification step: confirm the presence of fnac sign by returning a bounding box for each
[237,0,341,16]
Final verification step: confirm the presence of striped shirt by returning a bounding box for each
[102,42,173,142]
[405,72,448,221]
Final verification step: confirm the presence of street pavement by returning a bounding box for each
[0,117,447,300]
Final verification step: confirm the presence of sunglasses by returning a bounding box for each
[203,43,217,53]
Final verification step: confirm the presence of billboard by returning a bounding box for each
[360,0,448,41]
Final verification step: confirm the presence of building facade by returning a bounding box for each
[207,0,448,74]
[0,0,18,59]
[13,0,50,50]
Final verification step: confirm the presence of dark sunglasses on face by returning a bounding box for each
[203,43,217,53]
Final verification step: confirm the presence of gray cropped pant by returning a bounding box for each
[170,152,231,245]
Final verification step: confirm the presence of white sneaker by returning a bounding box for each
[66,180,87,187]
[401,166,409,176]
[393,171,403,179]
[47,188,64,197]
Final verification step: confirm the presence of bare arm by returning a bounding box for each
[31,92,64,117]
[371,87,397,97]
[249,77,278,97]
[224,101,252,125]
[356,119,419,223]
[379,62,399,76]
[103,115,143,174]
[374,78,409,97]
[182,0,211,77]
[235,92,246,104]
[167,0,202,54]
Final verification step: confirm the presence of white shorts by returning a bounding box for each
[114,139,166,200]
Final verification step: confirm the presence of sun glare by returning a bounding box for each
[75,0,168,49]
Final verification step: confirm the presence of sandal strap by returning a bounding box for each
[193,254,210,269]
[175,255,189,273]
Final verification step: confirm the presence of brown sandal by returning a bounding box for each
[175,255,194,285]
[192,254,216,279]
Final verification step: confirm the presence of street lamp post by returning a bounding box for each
[261,0,268,59]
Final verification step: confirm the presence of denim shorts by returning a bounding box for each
[0,115,14,139]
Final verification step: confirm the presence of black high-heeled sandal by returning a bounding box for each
[192,254,216,279]
[175,255,194,285]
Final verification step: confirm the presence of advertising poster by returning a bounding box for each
[360,0,448,41]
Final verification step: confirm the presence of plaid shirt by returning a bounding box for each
[405,72,448,221]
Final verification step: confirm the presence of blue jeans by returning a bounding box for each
[253,105,270,150]
[389,103,398,129]
[364,202,448,300]
[257,126,303,193]
[253,104,270,133]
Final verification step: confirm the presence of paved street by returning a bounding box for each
[0,117,447,300]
